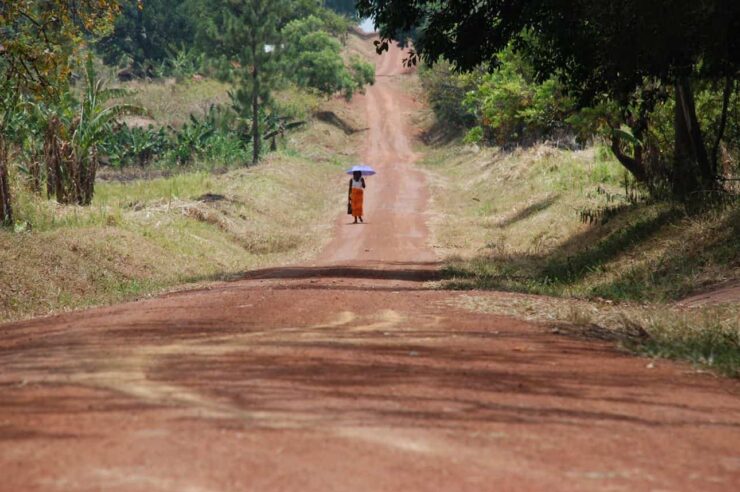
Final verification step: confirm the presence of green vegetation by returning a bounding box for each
[419,54,575,146]
[2,0,737,379]
[1,0,372,226]
[360,0,739,200]
[365,0,739,374]
[0,0,372,321]
[283,16,375,100]
[325,0,358,17]
[421,142,739,375]
[39,57,148,205]
[204,0,290,165]
[96,0,200,71]
[2,113,358,323]
[418,44,739,199]
[0,0,120,225]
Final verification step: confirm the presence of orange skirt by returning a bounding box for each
[350,188,364,217]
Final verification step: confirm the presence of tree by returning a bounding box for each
[96,0,199,70]
[40,57,147,205]
[0,0,119,225]
[287,1,352,35]
[206,0,290,165]
[358,0,740,197]
[283,16,375,99]
[324,0,357,18]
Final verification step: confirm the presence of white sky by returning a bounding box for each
[359,18,376,34]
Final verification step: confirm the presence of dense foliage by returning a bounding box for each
[359,0,740,199]
[1,0,372,227]
[420,48,577,147]
[96,0,199,70]
[283,16,375,99]
[97,0,352,73]
[324,0,358,17]
[1,0,120,224]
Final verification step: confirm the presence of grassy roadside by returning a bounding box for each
[1,31,373,324]
[420,142,740,376]
[1,112,357,324]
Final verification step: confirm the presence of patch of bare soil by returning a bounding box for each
[679,279,740,307]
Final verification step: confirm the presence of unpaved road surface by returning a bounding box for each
[2,43,740,492]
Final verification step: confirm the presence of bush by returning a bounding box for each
[102,125,169,168]
[418,61,478,131]
[349,56,375,94]
[99,105,252,169]
[282,16,374,99]
[463,48,576,146]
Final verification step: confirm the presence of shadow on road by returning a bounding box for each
[241,262,441,283]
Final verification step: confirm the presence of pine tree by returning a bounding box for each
[210,0,290,165]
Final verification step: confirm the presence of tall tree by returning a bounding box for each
[206,0,290,165]
[282,16,375,99]
[358,0,739,197]
[0,0,120,225]
[324,0,358,18]
[96,0,199,69]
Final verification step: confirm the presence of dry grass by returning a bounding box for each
[1,34,375,324]
[345,32,381,62]
[420,141,740,375]
[1,115,361,323]
[445,293,740,376]
[422,143,739,301]
[114,78,231,128]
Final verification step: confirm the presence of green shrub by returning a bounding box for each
[463,48,576,146]
[418,61,478,130]
[463,126,483,144]
[282,16,374,100]
[349,56,375,94]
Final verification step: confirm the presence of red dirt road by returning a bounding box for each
[2,43,740,492]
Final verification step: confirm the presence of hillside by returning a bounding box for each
[0,35,372,323]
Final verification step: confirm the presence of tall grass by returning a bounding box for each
[631,305,740,377]
[115,78,232,127]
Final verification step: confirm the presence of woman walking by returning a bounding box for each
[349,170,365,224]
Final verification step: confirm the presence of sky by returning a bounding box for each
[359,18,376,34]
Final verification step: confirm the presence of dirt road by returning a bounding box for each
[2,43,740,492]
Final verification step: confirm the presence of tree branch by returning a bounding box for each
[610,131,647,183]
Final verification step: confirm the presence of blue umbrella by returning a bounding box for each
[346,164,376,176]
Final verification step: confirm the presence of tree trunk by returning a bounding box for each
[673,76,712,197]
[44,117,64,202]
[251,56,261,166]
[711,77,733,177]
[0,135,13,226]
[610,134,648,184]
[81,151,98,206]
[29,158,41,194]
[135,0,145,70]
[610,113,649,185]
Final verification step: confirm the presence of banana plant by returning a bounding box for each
[44,55,149,205]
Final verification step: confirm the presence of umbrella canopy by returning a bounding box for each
[346,165,376,176]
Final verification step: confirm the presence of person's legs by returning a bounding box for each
[351,188,364,224]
